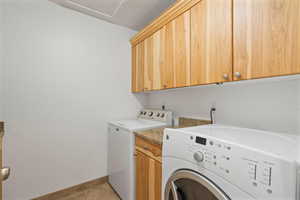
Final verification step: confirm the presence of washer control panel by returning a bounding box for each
[138,109,173,125]
[187,136,296,200]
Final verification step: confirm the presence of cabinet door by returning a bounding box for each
[136,151,149,200]
[132,42,144,92]
[153,161,162,200]
[165,11,191,88]
[136,150,162,200]
[144,29,165,91]
[146,10,191,91]
[160,26,173,89]
[144,36,154,91]
[152,30,164,90]
[191,0,233,85]
[138,11,191,91]
[234,0,300,80]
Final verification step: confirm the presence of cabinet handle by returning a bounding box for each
[234,72,241,79]
[223,74,229,80]
[1,167,10,181]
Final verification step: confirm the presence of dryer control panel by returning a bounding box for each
[188,136,297,200]
[164,130,297,200]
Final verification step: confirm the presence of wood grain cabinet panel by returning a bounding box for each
[132,43,145,93]
[135,151,149,200]
[148,10,191,90]
[191,0,233,85]
[135,150,162,200]
[136,137,162,158]
[169,11,191,88]
[132,0,300,92]
[144,29,165,91]
[154,162,162,200]
[160,26,173,89]
[234,0,300,80]
[144,37,154,91]
[152,30,164,90]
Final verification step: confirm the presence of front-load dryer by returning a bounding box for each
[163,125,298,200]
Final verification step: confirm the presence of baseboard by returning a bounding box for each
[32,176,108,200]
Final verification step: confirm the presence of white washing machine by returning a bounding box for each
[108,109,172,200]
[163,125,298,200]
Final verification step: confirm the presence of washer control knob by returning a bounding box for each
[193,151,204,163]
[161,113,165,118]
[149,112,154,117]
[156,113,160,117]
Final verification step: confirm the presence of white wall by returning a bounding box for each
[2,1,300,199]
[147,77,300,135]
[2,1,146,199]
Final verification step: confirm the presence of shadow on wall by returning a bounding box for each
[145,75,300,136]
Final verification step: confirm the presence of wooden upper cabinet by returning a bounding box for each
[167,10,191,88]
[132,43,144,93]
[152,29,165,90]
[132,44,144,93]
[143,10,191,91]
[131,45,137,92]
[131,0,300,92]
[144,30,164,91]
[234,0,300,80]
[160,26,174,89]
[144,36,154,91]
[191,0,233,85]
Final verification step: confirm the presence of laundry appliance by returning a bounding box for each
[163,125,297,200]
[108,109,172,200]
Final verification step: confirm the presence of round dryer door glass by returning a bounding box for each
[165,170,230,200]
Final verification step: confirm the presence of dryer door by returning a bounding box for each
[165,170,231,200]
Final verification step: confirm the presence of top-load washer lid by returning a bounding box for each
[108,119,167,131]
[177,124,297,161]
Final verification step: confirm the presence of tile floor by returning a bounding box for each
[56,183,120,200]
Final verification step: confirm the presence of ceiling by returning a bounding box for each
[49,0,176,30]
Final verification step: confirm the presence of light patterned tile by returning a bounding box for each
[85,183,120,200]
[52,183,119,200]
[55,191,86,200]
